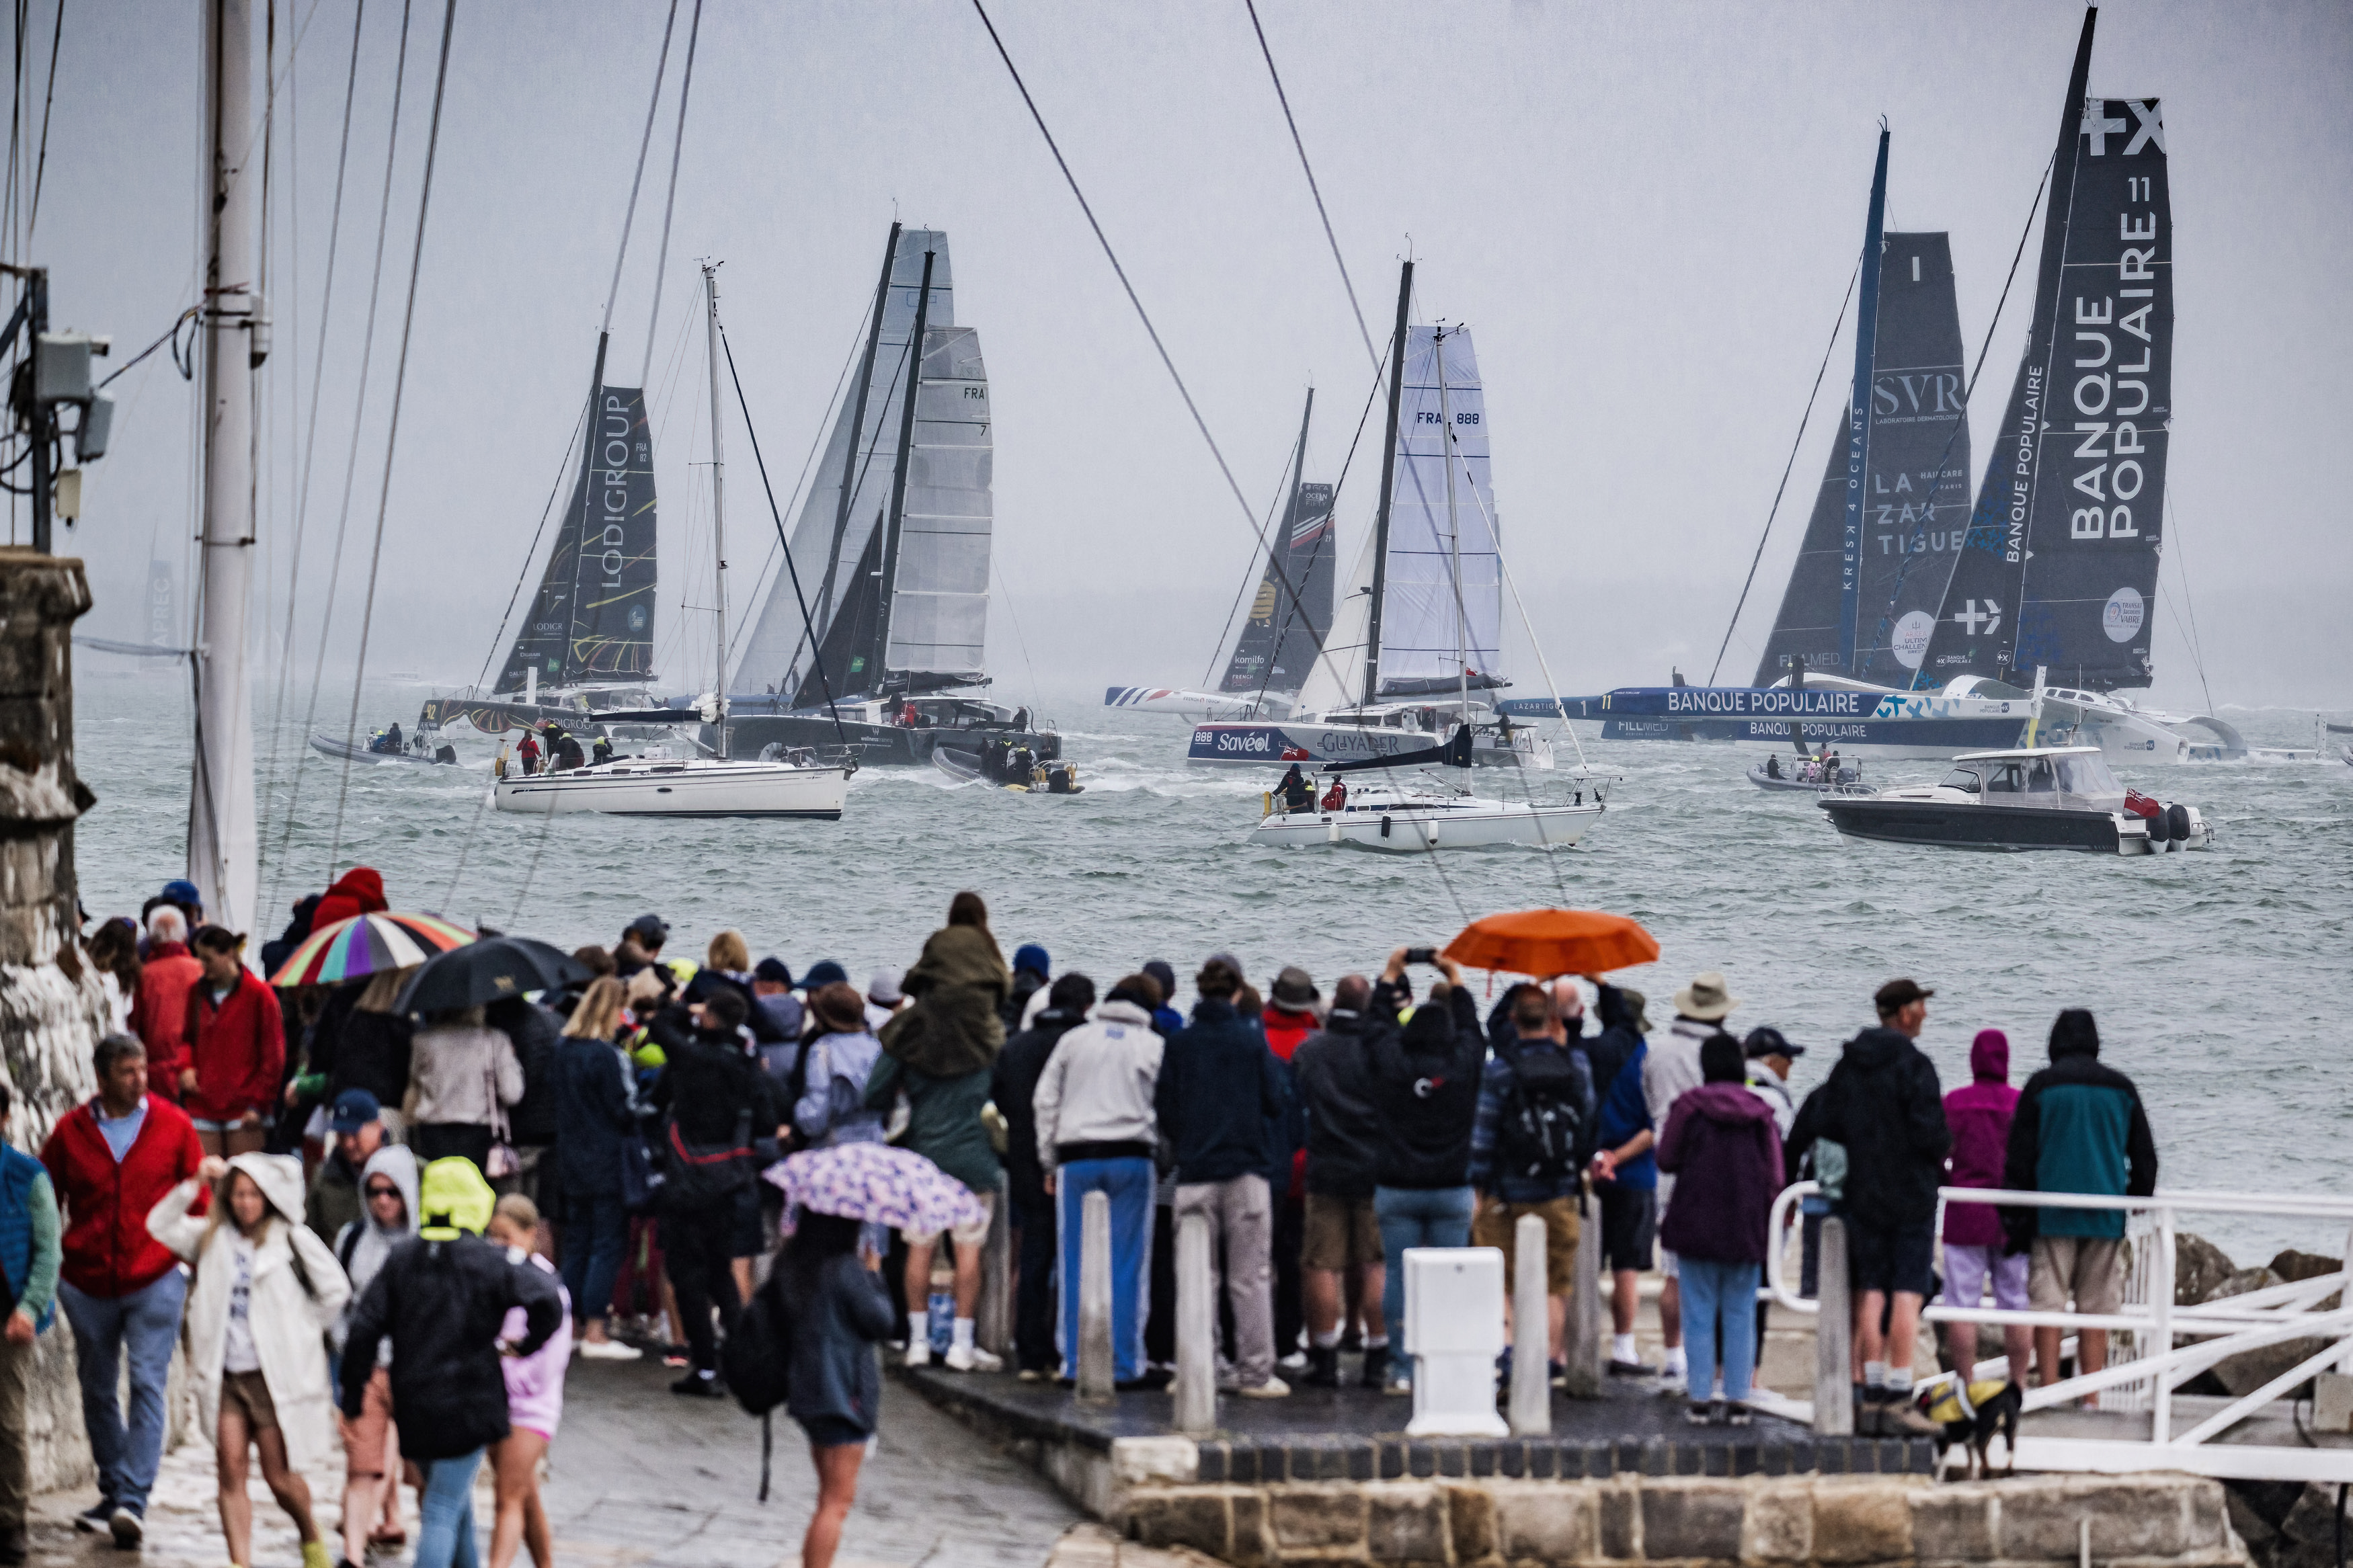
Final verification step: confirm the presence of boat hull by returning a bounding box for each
[308,733,457,766]
[1189,721,1544,768]
[1251,800,1600,851]
[725,714,1058,768]
[1598,714,2027,757]
[1817,797,2206,854]
[492,760,848,819]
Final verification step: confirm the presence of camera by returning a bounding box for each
[1404,946,1439,966]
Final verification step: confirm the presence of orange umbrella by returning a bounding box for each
[1443,909,1659,978]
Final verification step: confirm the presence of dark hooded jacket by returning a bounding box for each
[2000,1022,2157,1247]
[1813,1026,1950,1231]
[879,925,1010,1077]
[1942,1030,2020,1247]
[992,1005,1086,1212]
[1291,1008,1384,1200]
[1365,985,1483,1190]
[1155,997,1288,1185]
[1657,1081,1785,1264]
[489,997,564,1147]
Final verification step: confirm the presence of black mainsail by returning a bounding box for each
[1222,390,1335,696]
[495,371,657,693]
[1919,9,2169,692]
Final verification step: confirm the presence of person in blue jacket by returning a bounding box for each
[1588,989,1659,1378]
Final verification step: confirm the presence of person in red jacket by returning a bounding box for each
[310,866,387,933]
[40,1034,206,1547]
[126,907,201,1104]
[180,928,285,1158]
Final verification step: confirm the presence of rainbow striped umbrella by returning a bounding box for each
[268,912,476,987]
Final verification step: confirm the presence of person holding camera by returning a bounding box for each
[1364,947,1483,1395]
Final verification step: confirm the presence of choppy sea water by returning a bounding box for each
[73,672,2353,1264]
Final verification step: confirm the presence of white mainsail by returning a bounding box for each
[1293,529,1374,716]
[1380,325,1500,690]
[886,325,991,678]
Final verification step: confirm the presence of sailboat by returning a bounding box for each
[1250,724,1601,852]
[717,226,1054,766]
[1103,390,1337,721]
[493,265,851,820]
[1187,263,1550,769]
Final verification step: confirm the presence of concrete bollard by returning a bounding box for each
[1814,1214,1853,1435]
[1077,1189,1115,1402]
[1509,1214,1552,1434]
[1174,1210,1217,1435]
[976,1176,1012,1360]
[1563,1187,1605,1398]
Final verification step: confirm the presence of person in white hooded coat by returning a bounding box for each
[148,1151,349,1568]
[329,1145,420,1565]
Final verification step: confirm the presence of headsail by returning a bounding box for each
[883,323,992,685]
[1222,481,1334,694]
[495,383,656,693]
[1378,325,1500,695]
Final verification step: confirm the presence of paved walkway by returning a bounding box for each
[31,1356,1083,1568]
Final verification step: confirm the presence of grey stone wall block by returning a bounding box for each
[1493,1482,1596,1562]
[1271,1486,1369,1551]
[1741,1483,1812,1563]
[1365,1483,1449,1565]
[1640,1480,1749,1561]
[1909,1485,1997,1563]
[1808,1477,1920,1563]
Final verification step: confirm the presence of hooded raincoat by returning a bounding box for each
[1814,1026,1950,1231]
[147,1154,351,1471]
[879,925,1010,1077]
[331,1144,419,1356]
[1941,1031,2018,1247]
[1656,1083,1785,1265]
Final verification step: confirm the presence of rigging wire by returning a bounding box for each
[23,0,54,239]
[1243,0,1375,373]
[1200,433,1308,691]
[1705,249,1859,686]
[324,0,458,877]
[600,0,677,339]
[2162,490,2215,715]
[466,403,588,696]
[637,0,699,390]
[268,0,416,908]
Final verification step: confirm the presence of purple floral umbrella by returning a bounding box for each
[764,1142,988,1235]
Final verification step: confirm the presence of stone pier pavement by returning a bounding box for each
[30,1356,1089,1568]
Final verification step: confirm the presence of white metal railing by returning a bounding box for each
[1763,1181,2353,1481]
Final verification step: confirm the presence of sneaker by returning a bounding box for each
[1877,1397,1941,1437]
[1384,1376,1413,1397]
[1016,1367,1049,1383]
[904,1340,932,1369]
[1302,1346,1340,1389]
[108,1505,144,1549]
[579,1338,643,1362]
[1277,1350,1309,1373]
[670,1370,721,1399]
[1684,1401,1723,1427]
[1726,1406,1754,1428]
[944,1343,1002,1372]
[1548,1360,1569,1389]
[661,1346,690,1369]
[1359,1346,1392,1391]
[1607,1358,1655,1378]
[72,1503,112,1535]
[303,1538,335,1568]
[1236,1376,1290,1399]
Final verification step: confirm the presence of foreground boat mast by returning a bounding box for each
[702,261,730,758]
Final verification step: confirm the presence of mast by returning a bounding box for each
[1362,260,1412,708]
[1837,125,1890,674]
[1436,325,1466,723]
[702,261,729,757]
[870,248,936,693]
[190,0,261,934]
[805,220,900,682]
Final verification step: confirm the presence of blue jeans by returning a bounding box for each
[1679,1257,1761,1403]
[415,1448,484,1568]
[1373,1185,1476,1371]
[560,1192,631,1325]
[58,1270,187,1514]
[1054,1157,1155,1383]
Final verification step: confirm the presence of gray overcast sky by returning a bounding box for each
[38,0,2353,711]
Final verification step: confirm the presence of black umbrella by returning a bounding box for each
[393,936,592,1016]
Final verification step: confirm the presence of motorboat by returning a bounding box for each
[1747,756,1862,792]
[309,729,458,766]
[1252,778,1599,852]
[492,755,852,819]
[932,743,1083,794]
[1817,746,2210,854]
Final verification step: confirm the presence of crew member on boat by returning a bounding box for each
[543,721,586,772]
[517,729,543,776]
[1321,778,1347,812]
[1277,765,1314,814]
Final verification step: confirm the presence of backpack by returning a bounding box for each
[724,1270,795,1416]
[1494,1040,1587,1186]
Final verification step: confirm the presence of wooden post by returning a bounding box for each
[976,1176,1011,1359]
[1814,1215,1854,1435]
[1077,1189,1115,1402]
[1174,1210,1216,1435]
[1509,1214,1551,1433]
[1564,1188,1605,1397]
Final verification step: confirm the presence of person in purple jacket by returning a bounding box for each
[1938,1030,2031,1382]
[1656,1036,1785,1426]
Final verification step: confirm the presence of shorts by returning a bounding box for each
[220,1368,280,1434]
[796,1413,872,1449]
[1845,1215,1936,1297]
[343,1366,396,1478]
[905,1190,994,1249]
[1470,1194,1580,1297]
[1940,1243,2030,1313]
[2030,1235,2125,1316]
[1301,1193,1380,1272]
[730,1184,764,1260]
[1597,1184,1657,1274]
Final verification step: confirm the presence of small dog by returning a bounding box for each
[1916,1378,2024,1479]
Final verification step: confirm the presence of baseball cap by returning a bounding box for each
[1874,978,1934,1014]
[753,956,794,987]
[801,959,848,989]
[329,1087,382,1134]
[626,913,669,946]
[1743,1026,1803,1061]
[162,878,202,907]
[1012,943,1050,977]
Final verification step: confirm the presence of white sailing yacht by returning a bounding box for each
[493,265,851,821]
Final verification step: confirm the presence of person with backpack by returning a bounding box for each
[1469,985,1596,1385]
[147,1153,350,1568]
[329,1145,420,1566]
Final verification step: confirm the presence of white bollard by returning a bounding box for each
[1814,1215,1853,1435]
[977,1176,1012,1360]
[1174,1210,1217,1435]
[1509,1214,1552,1434]
[1404,1247,1509,1438]
[1078,1189,1115,1402]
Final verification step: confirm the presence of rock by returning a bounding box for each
[2206,1266,2284,1304]
[2206,1266,2333,1397]
[2267,1249,2342,1284]
[2175,1231,2237,1305]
